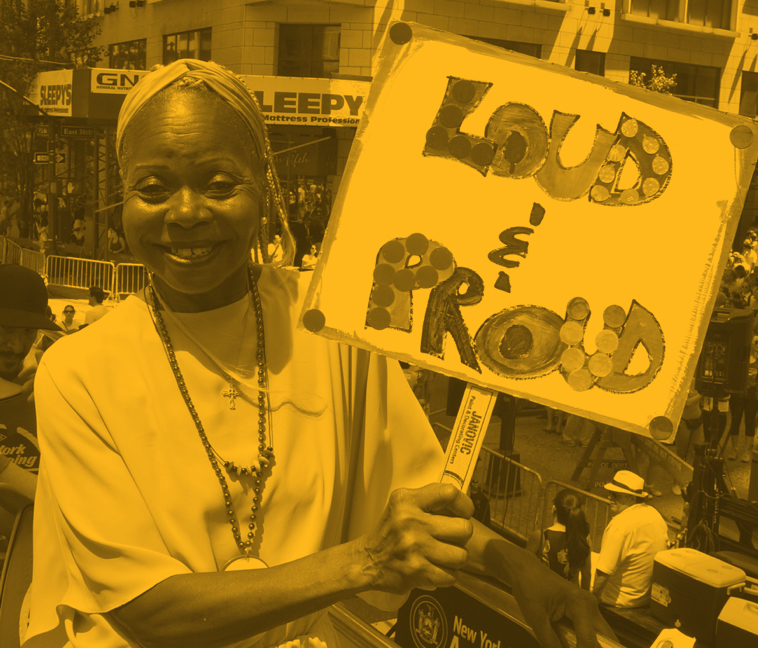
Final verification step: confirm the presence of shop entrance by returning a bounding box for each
[269,127,337,266]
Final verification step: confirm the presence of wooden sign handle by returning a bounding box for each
[440,383,498,492]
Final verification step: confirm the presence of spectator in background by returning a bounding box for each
[84,286,109,326]
[725,334,758,462]
[593,471,668,608]
[267,234,284,266]
[527,489,592,590]
[562,414,596,447]
[0,200,10,235]
[108,227,128,255]
[742,229,758,271]
[0,264,61,479]
[301,244,319,271]
[59,306,79,334]
[544,407,566,434]
[72,214,85,245]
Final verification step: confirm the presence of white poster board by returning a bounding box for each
[300,22,758,439]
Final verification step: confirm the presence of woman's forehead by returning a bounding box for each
[122,90,256,164]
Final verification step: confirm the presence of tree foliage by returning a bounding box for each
[0,0,103,229]
[630,64,678,95]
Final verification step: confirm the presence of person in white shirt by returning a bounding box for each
[84,286,109,326]
[301,244,318,271]
[593,470,668,608]
[267,234,284,266]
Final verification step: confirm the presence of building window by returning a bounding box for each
[575,50,605,76]
[467,36,541,59]
[278,25,340,78]
[630,57,720,108]
[629,0,732,30]
[109,39,147,70]
[81,0,100,16]
[164,28,212,65]
[740,71,758,117]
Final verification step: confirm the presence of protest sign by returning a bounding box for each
[300,22,758,439]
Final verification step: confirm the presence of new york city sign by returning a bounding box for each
[300,22,758,439]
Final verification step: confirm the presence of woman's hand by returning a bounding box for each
[479,532,616,648]
[357,483,475,594]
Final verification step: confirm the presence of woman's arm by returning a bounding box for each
[580,535,592,592]
[525,527,542,557]
[464,519,616,648]
[109,484,473,648]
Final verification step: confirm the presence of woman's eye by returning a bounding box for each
[135,181,169,199]
[207,178,237,195]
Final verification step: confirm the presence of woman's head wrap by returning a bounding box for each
[116,59,294,266]
[116,59,268,164]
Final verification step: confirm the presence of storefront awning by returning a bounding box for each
[25,68,369,126]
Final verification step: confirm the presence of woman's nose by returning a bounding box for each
[165,187,212,227]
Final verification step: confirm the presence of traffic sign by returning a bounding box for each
[33,152,66,164]
[61,126,95,138]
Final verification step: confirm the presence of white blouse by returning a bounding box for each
[27,265,444,648]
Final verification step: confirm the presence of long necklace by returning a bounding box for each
[146,265,274,569]
[221,304,250,411]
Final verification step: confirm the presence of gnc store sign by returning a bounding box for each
[27,68,369,126]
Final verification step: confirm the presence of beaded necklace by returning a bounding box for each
[146,265,274,569]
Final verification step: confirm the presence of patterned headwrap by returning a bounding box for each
[117,59,268,164]
[116,59,293,265]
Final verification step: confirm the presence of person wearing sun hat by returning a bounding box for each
[593,470,668,608]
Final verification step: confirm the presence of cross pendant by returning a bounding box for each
[222,383,239,410]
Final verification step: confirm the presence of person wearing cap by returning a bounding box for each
[593,470,668,608]
[0,264,61,505]
[84,286,109,326]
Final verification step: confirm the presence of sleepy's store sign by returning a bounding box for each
[246,75,368,126]
[300,22,758,440]
[27,68,367,127]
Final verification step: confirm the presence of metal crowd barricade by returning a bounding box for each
[541,480,613,552]
[20,248,45,275]
[44,256,116,295]
[473,447,544,544]
[113,263,147,300]
[2,238,22,265]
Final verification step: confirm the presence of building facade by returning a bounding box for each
[45,0,758,249]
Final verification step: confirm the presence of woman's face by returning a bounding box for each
[121,89,261,308]
[63,308,75,321]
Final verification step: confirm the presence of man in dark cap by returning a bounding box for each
[0,264,61,477]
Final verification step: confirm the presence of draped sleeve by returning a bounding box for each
[26,304,195,644]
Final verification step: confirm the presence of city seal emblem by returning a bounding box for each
[410,595,447,648]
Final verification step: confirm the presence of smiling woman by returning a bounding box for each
[24,60,613,648]
[120,84,264,311]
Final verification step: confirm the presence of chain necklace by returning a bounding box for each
[146,265,274,569]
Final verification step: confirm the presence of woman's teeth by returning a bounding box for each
[171,247,213,259]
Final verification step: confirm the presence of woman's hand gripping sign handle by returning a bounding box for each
[360,379,619,648]
[439,383,498,490]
